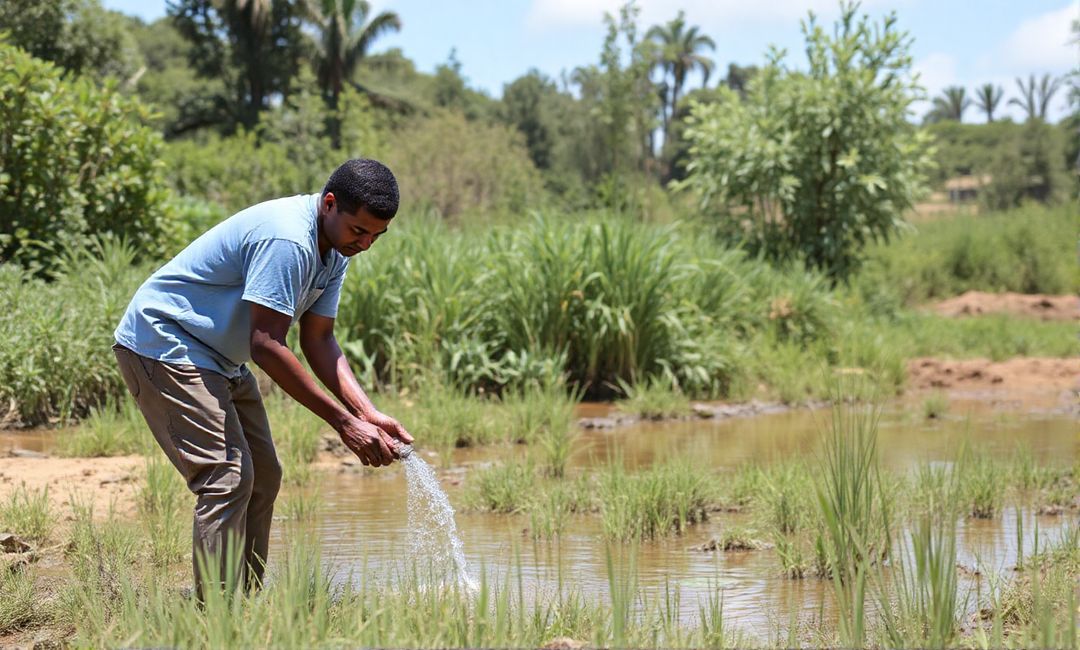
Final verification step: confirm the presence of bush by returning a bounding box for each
[384,110,545,219]
[0,42,169,274]
[857,203,1076,305]
[677,6,933,280]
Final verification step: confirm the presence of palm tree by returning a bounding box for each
[646,11,715,153]
[1009,73,1062,121]
[304,0,401,110]
[974,84,1003,122]
[926,86,971,123]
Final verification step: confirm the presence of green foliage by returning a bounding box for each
[57,394,151,457]
[598,458,715,541]
[0,42,171,273]
[168,0,307,129]
[678,5,933,280]
[0,0,143,81]
[0,484,53,542]
[163,77,382,213]
[0,238,146,425]
[857,203,1077,305]
[0,565,42,635]
[385,110,544,218]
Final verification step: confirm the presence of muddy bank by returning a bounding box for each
[925,291,1079,321]
[0,455,142,518]
[906,356,1080,411]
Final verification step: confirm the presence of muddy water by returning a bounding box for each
[272,398,1078,637]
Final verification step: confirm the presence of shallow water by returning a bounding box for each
[271,397,1078,637]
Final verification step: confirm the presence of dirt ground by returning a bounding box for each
[925,291,1079,321]
[0,455,142,520]
[906,356,1080,411]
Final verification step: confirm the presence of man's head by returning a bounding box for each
[318,159,399,257]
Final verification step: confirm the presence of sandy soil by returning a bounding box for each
[925,291,1079,321]
[906,356,1080,411]
[0,455,143,520]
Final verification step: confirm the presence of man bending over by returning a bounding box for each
[112,158,413,598]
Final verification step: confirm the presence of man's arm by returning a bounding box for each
[298,310,414,447]
[248,303,396,466]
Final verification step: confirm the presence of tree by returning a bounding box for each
[571,2,659,188]
[723,63,759,98]
[501,70,558,170]
[925,86,970,123]
[303,0,401,116]
[1009,73,1062,121]
[646,11,715,161]
[0,0,143,82]
[677,4,933,280]
[169,0,306,129]
[974,83,1003,122]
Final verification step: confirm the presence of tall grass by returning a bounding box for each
[137,455,188,567]
[0,565,41,635]
[266,394,324,486]
[0,483,53,542]
[57,393,151,457]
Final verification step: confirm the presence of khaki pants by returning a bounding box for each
[112,343,282,597]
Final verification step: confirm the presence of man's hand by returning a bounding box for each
[365,410,414,448]
[336,413,395,466]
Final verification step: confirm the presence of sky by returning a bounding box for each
[105,0,1079,122]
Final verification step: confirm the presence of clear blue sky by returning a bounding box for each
[105,0,1079,122]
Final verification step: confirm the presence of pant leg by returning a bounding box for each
[113,344,255,598]
[230,364,281,590]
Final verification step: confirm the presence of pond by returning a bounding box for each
[275,397,1078,637]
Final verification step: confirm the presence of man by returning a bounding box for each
[112,158,413,597]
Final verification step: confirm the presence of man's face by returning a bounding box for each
[321,192,390,257]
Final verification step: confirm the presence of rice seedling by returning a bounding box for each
[921,391,949,420]
[614,376,692,420]
[814,395,892,582]
[961,446,1005,518]
[762,460,813,536]
[465,460,537,514]
[875,464,963,647]
[598,458,715,541]
[0,483,53,542]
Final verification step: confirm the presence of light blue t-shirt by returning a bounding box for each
[115,194,349,378]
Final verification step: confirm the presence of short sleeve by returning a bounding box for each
[309,261,349,318]
[240,238,310,317]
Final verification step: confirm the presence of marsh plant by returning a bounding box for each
[0,483,53,542]
[615,376,692,420]
[961,446,1005,518]
[598,458,715,541]
[876,463,963,647]
[921,391,949,420]
[266,393,324,486]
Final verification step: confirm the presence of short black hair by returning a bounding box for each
[322,159,399,219]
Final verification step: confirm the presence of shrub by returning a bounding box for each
[0,42,169,274]
[384,110,545,219]
[677,6,933,280]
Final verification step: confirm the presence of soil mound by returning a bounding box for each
[926,291,1078,321]
[907,357,1080,394]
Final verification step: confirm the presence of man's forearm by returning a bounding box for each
[250,338,350,428]
[301,336,378,419]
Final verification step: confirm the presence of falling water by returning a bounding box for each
[398,445,477,590]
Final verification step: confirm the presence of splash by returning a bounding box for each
[399,445,477,591]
